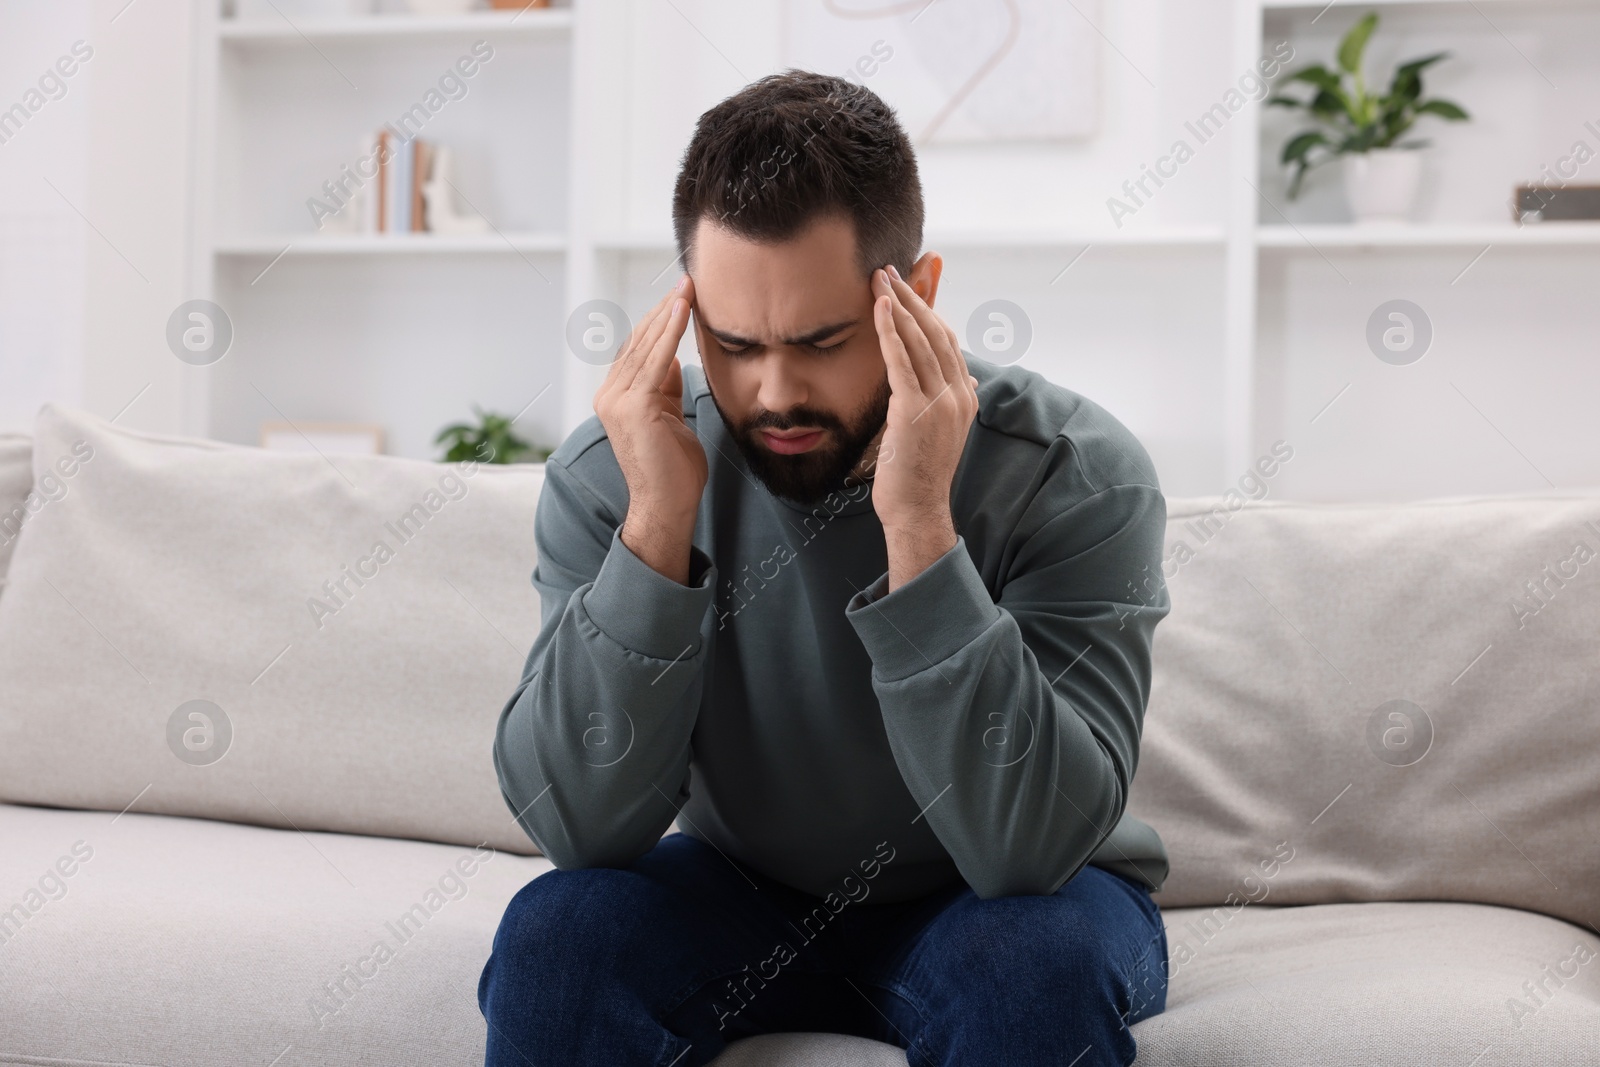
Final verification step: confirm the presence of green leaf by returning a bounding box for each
[434,406,541,464]
[1394,51,1448,83]
[1287,161,1312,200]
[1415,99,1469,120]
[1387,56,1446,107]
[1286,70,1358,124]
[1388,72,1422,106]
[1337,12,1379,74]
[1288,64,1342,92]
[1342,125,1384,154]
[1375,116,1412,148]
[1266,95,1304,108]
[1281,130,1328,165]
[1309,89,1349,120]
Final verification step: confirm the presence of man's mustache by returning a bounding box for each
[743,410,844,435]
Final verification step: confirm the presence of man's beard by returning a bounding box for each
[709,374,891,507]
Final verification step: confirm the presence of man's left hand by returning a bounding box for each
[868,264,979,592]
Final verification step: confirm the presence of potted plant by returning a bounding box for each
[1269,11,1469,222]
[434,405,552,464]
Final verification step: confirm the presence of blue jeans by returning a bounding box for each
[478,832,1168,1066]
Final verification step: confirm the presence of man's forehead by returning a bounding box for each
[690,217,867,345]
[691,215,862,287]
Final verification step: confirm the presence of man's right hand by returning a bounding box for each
[593,275,707,585]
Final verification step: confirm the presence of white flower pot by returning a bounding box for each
[1342,149,1424,224]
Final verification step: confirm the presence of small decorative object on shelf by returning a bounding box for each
[1514,184,1600,224]
[314,134,490,237]
[1269,11,1470,223]
[435,406,552,464]
[421,146,491,234]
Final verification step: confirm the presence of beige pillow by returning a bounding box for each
[0,433,34,596]
[1129,493,1600,930]
[0,405,542,856]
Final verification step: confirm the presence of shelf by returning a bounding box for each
[592,226,1228,253]
[218,9,573,44]
[1261,0,1593,10]
[930,227,1227,248]
[1256,222,1600,248]
[214,232,567,255]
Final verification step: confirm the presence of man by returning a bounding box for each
[479,70,1172,1066]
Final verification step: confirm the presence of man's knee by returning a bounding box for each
[937,894,1114,987]
[902,893,1150,1065]
[491,866,655,967]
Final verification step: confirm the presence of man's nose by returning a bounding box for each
[755,357,810,418]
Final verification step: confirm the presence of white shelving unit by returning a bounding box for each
[188,2,578,460]
[1239,0,1600,499]
[147,0,1600,497]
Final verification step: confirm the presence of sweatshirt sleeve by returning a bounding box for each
[492,454,717,869]
[843,481,1170,899]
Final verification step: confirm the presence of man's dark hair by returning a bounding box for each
[672,69,924,281]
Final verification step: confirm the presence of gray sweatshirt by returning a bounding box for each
[492,352,1172,902]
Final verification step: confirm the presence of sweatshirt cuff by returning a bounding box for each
[581,525,716,660]
[844,535,1001,683]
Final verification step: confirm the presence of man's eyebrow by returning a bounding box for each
[696,315,861,348]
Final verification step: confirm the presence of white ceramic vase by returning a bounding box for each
[1341,148,1424,224]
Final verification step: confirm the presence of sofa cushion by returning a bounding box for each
[0,432,32,595]
[0,801,902,1066]
[7,801,1593,1066]
[0,404,543,855]
[1129,493,1600,930]
[1138,899,1600,1065]
[0,800,550,1065]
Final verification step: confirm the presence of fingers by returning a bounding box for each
[882,266,964,392]
[872,274,922,400]
[630,292,691,396]
[940,315,979,403]
[873,268,942,395]
[660,354,683,406]
[605,276,692,396]
[601,287,673,395]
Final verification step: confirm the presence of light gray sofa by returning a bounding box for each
[2,408,1596,1066]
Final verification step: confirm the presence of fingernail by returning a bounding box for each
[888,264,901,281]
[675,275,687,291]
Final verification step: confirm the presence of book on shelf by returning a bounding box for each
[327,128,437,236]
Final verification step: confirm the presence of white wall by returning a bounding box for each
[0,0,92,431]
[585,0,1238,494]
[6,0,1599,501]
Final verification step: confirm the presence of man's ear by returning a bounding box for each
[907,251,943,307]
